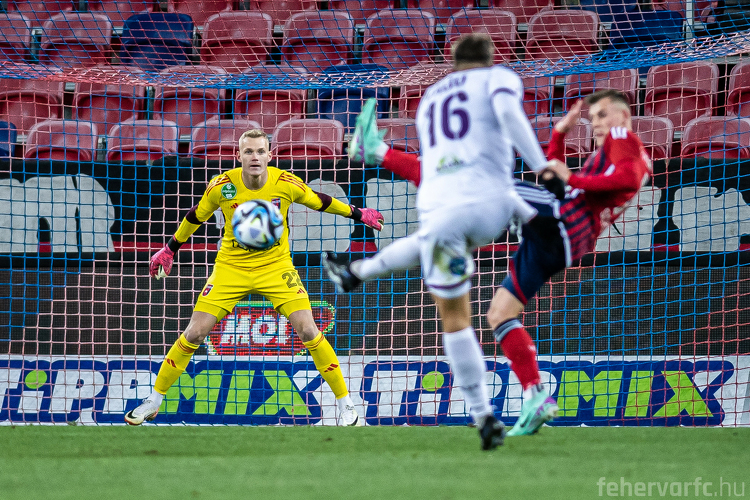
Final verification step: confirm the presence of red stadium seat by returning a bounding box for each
[166,0,233,27]
[522,76,554,118]
[362,9,436,70]
[396,63,452,119]
[533,116,593,159]
[328,0,395,25]
[24,119,98,162]
[88,0,158,27]
[153,65,228,137]
[525,9,599,60]
[39,13,113,68]
[644,62,718,132]
[271,118,344,159]
[488,0,553,24]
[726,61,750,117]
[631,116,674,161]
[7,0,74,27]
[235,64,308,132]
[379,118,419,153]
[191,117,262,160]
[563,69,639,114]
[444,9,517,64]
[201,11,273,72]
[404,0,475,26]
[281,11,355,72]
[0,13,31,63]
[248,0,318,27]
[0,72,64,134]
[73,68,147,139]
[680,116,750,159]
[107,119,179,162]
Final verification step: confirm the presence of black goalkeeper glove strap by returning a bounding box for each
[349,206,363,221]
[543,175,566,201]
[167,236,184,254]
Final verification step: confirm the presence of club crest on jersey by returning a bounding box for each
[271,197,281,209]
[449,257,467,276]
[221,183,237,199]
[202,284,214,296]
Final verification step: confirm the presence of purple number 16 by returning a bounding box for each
[426,91,470,147]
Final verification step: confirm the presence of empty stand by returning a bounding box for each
[74,71,147,139]
[379,118,419,153]
[362,9,436,70]
[522,76,554,118]
[317,64,390,131]
[533,117,593,159]
[201,11,273,71]
[0,13,31,63]
[579,0,638,23]
[166,0,233,27]
[6,1,74,27]
[396,63,452,119]
[488,0,553,24]
[281,11,355,72]
[107,119,179,162]
[404,0,475,26]
[726,61,750,117]
[631,116,674,161]
[235,64,308,131]
[444,9,517,64]
[609,7,684,50]
[563,69,638,114]
[271,118,344,159]
[526,9,599,60]
[248,1,318,27]
[87,0,158,27]
[119,12,194,71]
[24,119,98,162]
[328,0,395,25]
[191,117,262,160]
[39,13,113,68]
[0,121,17,158]
[0,74,64,134]
[680,116,750,159]
[644,62,718,132]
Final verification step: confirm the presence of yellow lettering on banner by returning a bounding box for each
[225,370,254,415]
[624,371,654,417]
[558,371,622,417]
[252,370,310,416]
[161,370,224,414]
[653,371,712,418]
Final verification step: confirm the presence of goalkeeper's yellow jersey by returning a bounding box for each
[173,166,352,270]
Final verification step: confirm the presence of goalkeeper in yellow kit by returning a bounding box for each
[125,129,384,426]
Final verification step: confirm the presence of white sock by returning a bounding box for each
[351,233,421,280]
[148,391,164,406]
[443,327,493,423]
[336,394,354,410]
[523,383,544,402]
[374,142,389,163]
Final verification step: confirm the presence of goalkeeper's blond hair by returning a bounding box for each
[239,129,270,149]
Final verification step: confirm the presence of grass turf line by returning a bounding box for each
[0,426,747,500]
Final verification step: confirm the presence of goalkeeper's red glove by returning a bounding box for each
[349,206,385,231]
[149,237,182,279]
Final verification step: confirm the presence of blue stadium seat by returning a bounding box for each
[316,64,390,132]
[0,121,17,157]
[119,12,194,71]
[609,7,684,50]
[579,0,638,24]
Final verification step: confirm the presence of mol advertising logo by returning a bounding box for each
[205,301,335,356]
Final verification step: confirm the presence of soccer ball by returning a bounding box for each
[231,199,284,250]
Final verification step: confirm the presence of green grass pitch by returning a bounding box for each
[1,426,747,500]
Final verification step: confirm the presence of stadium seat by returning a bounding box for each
[609,7,684,50]
[316,64,390,132]
[444,9,517,64]
[107,119,179,162]
[119,12,194,72]
[271,118,344,160]
[247,1,318,27]
[726,61,750,117]
[328,0,395,25]
[362,9,436,70]
[281,11,355,72]
[0,121,18,158]
[87,0,158,27]
[166,0,233,28]
[533,116,593,159]
[631,116,674,161]
[488,0,553,25]
[0,13,31,63]
[6,1,74,27]
[680,116,750,159]
[379,118,419,153]
[39,13,113,68]
[522,76,554,118]
[404,0,475,26]
[525,9,599,61]
[191,117,262,160]
[74,69,147,140]
[396,63,452,119]
[563,69,639,114]
[200,11,273,72]
[0,73,64,134]
[153,65,228,137]
[24,119,98,162]
[579,0,638,24]
[235,64,308,132]
[644,62,719,132]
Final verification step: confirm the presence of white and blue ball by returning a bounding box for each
[231,199,284,250]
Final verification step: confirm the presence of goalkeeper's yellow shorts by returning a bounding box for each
[194,259,310,320]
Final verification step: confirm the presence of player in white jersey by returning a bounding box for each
[324,34,549,450]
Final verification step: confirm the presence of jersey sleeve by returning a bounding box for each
[546,129,566,162]
[172,174,222,243]
[382,149,421,186]
[280,171,353,217]
[568,128,649,193]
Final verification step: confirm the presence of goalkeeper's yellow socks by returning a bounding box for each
[153,334,200,395]
[304,332,348,399]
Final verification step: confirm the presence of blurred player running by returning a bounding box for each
[326,89,650,436]
[125,129,384,427]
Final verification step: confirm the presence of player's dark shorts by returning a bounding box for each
[501,182,571,305]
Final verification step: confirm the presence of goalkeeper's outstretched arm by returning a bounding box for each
[298,190,385,231]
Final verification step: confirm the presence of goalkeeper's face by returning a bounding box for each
[238,135,271,178]
[589,97,631,147]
